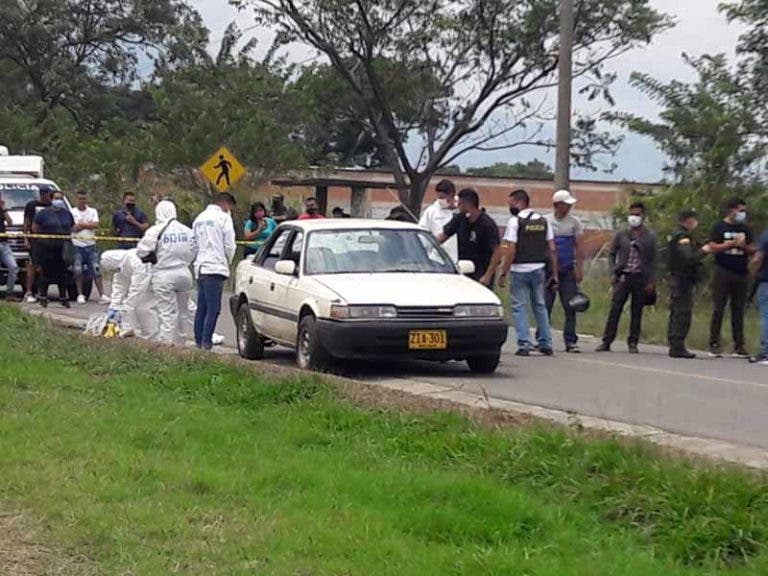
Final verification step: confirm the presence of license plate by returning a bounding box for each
[408,330,447,350]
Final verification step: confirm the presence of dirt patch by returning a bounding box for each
[0,511,98,576]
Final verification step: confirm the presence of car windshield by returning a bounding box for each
[0,184,57,209]
[304,228,457,275]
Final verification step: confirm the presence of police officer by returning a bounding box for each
[667,208,709,358]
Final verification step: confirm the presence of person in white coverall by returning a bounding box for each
[137,201,197,345]
[418,179,458,262]
[100,249,157,339]
[192,193,237,350]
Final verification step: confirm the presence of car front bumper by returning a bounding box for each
[315,318,508,361]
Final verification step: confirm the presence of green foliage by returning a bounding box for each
[467,159,554,179]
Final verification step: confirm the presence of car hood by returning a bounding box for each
[312,273,501,306]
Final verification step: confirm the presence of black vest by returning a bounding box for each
[513,214,548,264]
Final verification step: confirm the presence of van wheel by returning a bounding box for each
[466,352,501,374]
[297,315,331,371]
[236,303,264,360]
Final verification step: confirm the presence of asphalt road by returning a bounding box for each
[21,291,768,451]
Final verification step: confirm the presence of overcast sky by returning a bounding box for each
[192,0,745,183]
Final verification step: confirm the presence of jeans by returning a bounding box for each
[709,266,748,349]
[194,274,226,350]
[73,245,102,278]
[602,273,645,346]
[511,268,552,350]
[545,267,579,346]
[758,282,768,356]
[0,243,19,294]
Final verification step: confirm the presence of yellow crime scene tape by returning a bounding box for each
[0,232,254,246]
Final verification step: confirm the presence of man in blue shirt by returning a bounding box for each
[112,192,149,249]
[749,229,768,365]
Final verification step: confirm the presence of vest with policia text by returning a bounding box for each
[513,214,548,264]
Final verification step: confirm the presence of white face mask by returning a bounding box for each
[628,215,643,228]
[734,210,747,223]
[437,198,450,209]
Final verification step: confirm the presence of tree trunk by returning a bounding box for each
[406,175,429,220]
[350,185,368,217]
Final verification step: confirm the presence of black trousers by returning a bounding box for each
[38,243,68,301]
[709,266,748,348]
[545,267,579,345]
[602,273,645,346]
[667,277,694,351]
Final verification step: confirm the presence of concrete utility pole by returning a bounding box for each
[554,0,574,191]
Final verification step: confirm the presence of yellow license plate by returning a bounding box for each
[408,330,448,350]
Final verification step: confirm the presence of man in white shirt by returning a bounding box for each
[418,179,458,261]
[137,200,197,345]
[72,190,109,304]
[482,189,558,356]
[192,193,237,350]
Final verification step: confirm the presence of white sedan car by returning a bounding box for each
[229,219,508,373]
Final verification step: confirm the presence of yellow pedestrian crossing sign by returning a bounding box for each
[200,146,246,192]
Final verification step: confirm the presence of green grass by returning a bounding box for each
[1,305,767,575]
[497,271,760,351]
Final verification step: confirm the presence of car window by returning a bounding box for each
[288,232,304,264]
[305,229,457,275]
[259,228,291,271]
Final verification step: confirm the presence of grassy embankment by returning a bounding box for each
[1,305,767,575]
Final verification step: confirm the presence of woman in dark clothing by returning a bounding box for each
[33,198,75,307]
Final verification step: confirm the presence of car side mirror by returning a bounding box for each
[275,260,297,276]
[457,260,476,276]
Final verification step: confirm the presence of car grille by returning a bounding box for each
[396,306,455,319]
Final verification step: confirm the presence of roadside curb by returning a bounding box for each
[23,305,768,471]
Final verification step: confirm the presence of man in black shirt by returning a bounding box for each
[706,197,756,358]
[438,188,500,286]
[22,188,53,302]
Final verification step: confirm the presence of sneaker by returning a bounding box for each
[749,353,767,364]
[515,348,530,357]
[76,294,87,305]
[565,344,581,354]
[628,344,639,354]
[732,347,750,359]
[595,343,611,353]
[99,294,111,305]
[212,333,225,346]
[59,299,70,309]
[539,347,554,356]
[670,349,696,359]
[24,292,37,304]
[707,345,723,358]
[38,297,48,308]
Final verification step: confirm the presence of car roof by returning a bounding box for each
[280,218,421,232]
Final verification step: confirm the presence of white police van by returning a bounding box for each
[0,147,91,299]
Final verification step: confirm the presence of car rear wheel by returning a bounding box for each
[466,352,501,374]
[236,303,264,360]
[297,315,331,372]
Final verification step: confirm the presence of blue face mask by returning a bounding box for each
[52,199,67,209]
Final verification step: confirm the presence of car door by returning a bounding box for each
[247,227,293,342]
[266,229,304,344]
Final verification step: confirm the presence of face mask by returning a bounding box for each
[125,203,136,210]
[52,199,67,209]
[509,206,520,216]
[437,198,450,209]
[628,215,643,228]
[734,210,747,223]
[307,206,318,215]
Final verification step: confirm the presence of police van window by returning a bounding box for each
[260,228,291,271]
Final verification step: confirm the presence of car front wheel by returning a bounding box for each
[466,352,501,374]
[297,315,331,372]
[236,303,264,360]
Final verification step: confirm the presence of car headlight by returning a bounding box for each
[330,305,397,320]
[454,304,504,318]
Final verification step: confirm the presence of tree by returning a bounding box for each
[467,159,554,179]
[0,0,208,131]
[234,0,670,215]
[608,54,766,192]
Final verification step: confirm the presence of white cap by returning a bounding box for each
[552,189,578,205]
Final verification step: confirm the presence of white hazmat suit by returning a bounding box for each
[136,201,197,345]
[100,249,158,339]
